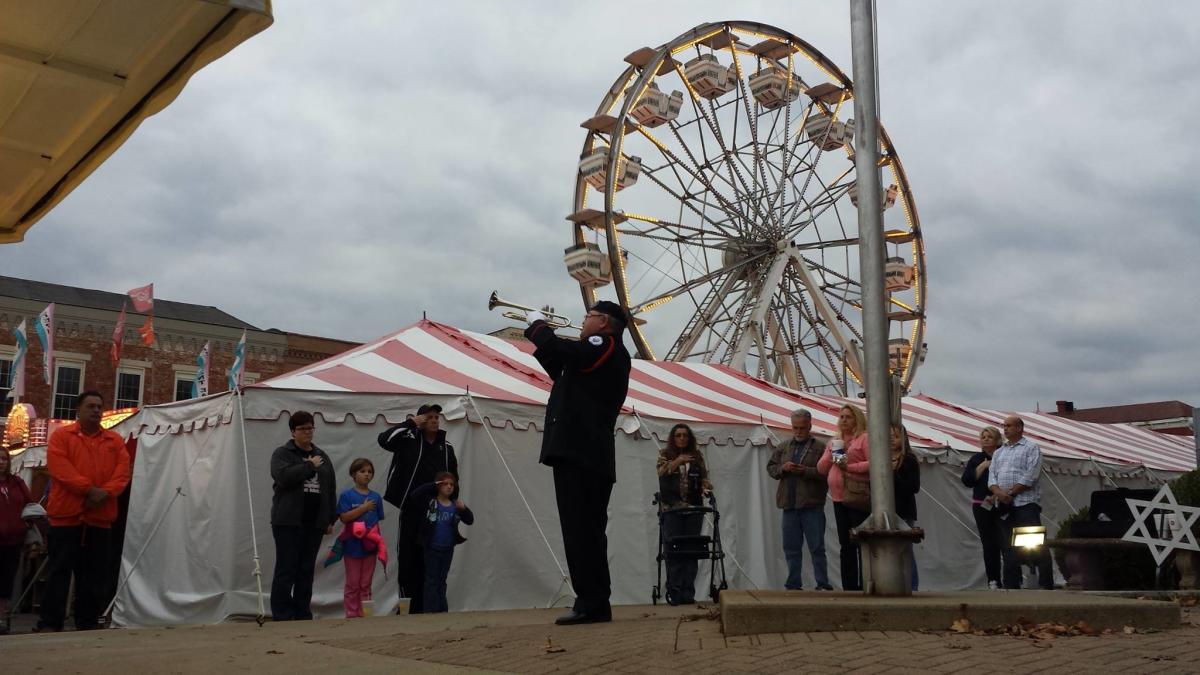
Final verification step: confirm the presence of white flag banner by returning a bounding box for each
[8,319,27,399]
[193,341,210,398]
[228,330,247,390]
[34,303,54,385]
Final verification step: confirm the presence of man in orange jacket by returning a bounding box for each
[36,390,131,632]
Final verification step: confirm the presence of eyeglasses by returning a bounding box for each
[294,426,315,432]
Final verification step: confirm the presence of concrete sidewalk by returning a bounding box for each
[2,597,1198,674]
[720,589,1183,635]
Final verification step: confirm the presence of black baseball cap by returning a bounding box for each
[590,300,626,325]
[416,403,442,416]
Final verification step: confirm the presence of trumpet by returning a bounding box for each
[488,290,579,330]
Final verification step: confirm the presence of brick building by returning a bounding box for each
[0,276,357,424]
[1052,399,1195,436]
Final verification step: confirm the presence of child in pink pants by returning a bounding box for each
[336,458,386,617]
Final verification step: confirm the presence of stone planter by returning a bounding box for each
[1177,549,1200,590]
[1049,539,1104,590]
[1048,538,1145,590]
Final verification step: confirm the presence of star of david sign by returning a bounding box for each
[1122,484,1200,566]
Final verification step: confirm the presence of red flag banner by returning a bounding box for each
[138,314,155,346]
[128,283,154,313]
[111,303,127,363]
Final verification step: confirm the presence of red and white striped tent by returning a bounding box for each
[264,319,1194,472]
[115,319,1194,626]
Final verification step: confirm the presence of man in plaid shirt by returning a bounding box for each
[988,415,1054,589]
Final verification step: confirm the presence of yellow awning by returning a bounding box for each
[0,0,273,243]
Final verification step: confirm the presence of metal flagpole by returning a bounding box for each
[849,0,916,596]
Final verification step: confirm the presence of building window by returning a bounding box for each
[114,368,144,409]
[0,357,12,418]
[52,361,85,419]
[174,375,194,402]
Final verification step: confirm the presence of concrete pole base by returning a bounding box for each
[857,527,923,596]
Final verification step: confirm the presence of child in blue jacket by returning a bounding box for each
[409,471,473,613]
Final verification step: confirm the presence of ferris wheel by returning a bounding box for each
[564,21,926,396]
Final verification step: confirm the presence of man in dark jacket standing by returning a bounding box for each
[269,411,337,621]
[766,409,831,591]
[524,300,631,625]
[377,403,458,614]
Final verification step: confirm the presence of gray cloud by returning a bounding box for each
[2,1,1197,412]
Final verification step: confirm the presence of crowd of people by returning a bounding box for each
[0,304,1060,632]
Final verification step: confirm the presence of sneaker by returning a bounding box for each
[816,584,834,591]
[987,581,1000,591]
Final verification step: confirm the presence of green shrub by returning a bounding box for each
[1170,469,1200,512]
[1053,506,1090,573]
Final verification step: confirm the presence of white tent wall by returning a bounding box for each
[114,389,1177,626]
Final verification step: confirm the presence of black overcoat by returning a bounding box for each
[524,321,632,483]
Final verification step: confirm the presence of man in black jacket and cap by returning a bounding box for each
[377,403,458,614]
[524,300,631,625]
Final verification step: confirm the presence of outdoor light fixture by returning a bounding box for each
[1012,525,1047,549]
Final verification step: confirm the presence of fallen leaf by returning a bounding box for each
[444,636,465,643]
[266,650,283,655]
[1123,626,1136,635]
[544,637,566,654]
[950,618,972,633]
[1073,620,1096,635]
[1179,596,1198,607]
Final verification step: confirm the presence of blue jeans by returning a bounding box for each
[663,510,703,603]
[422,547,454,613]
[782,507,829,589]
[905,518,919,592]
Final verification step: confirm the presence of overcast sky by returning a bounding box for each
[2,1,1197,412]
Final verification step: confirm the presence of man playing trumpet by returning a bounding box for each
[524,301,631,625]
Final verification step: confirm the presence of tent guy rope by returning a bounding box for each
[463,391,573,606]
[104,391,237,624]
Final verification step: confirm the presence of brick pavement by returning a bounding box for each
[320,603,1200,674]
[3,602,1199,673]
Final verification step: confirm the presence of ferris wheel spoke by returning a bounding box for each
[668,269,747,360]
[781,271,849,392]
[802,256,860,293]
[636,164,746,239]
[727,48,771,226]
[779,167,855,240]
[695,66,768,228]
[635,124,751,229]
[785,256,863,382]
[764,306,804,389]
[669,60,762,228]
[629,251,766,316]
[615,226,726,246]
[622,227,712,287]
